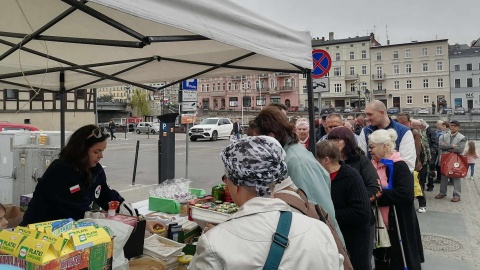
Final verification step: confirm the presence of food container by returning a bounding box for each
[143,234,186,261]
[190,206,231,228]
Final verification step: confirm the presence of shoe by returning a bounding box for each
[418,207,427,213]
[451,198,461,202]
[435,194,446,199]
[426,187,433,192]
[470,176,474,180]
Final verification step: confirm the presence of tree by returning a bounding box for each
[130,88,152,117]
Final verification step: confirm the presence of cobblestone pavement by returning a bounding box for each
[416,141,480,269]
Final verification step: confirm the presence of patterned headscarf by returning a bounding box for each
[220,136,288,197]
[296,118,309,128]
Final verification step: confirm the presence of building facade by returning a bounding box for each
[449,44,480,110]
[308,33,379,110]
[370,39,450,112]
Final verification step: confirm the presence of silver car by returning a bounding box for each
[135,122,159,134]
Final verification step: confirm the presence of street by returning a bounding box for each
[101,132,231,203]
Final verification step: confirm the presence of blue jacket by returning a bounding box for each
[21,159,124,225]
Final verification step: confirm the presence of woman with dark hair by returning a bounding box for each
[249,106,344,245]
[20,125,135,225]
[316,141,371,270]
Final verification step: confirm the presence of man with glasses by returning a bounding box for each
[358,100,416,172]
[318,113,344,141]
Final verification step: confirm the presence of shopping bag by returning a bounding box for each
[413,171,423,197]
[374,203,391,249]
[229,134,236,142]
[441,152,468,178]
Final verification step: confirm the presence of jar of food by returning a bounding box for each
[211,184,225,201]
[180,202,189,217]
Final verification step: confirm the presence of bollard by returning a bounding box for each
[125,123,127,139]
[147,126,150,139]
[132,140,140,185]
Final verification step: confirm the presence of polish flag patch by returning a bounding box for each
[70,185,81,194]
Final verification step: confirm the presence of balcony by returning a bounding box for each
[210,91,227,97]
[231,75,246,80]
[256,88,270,94]
[372,74,386,80]
[373,89,386,95]
[257,73,269,78]
[275,86,297,92]
[274,72,290,77]
[345,74,359,81]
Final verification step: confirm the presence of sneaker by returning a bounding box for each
[426,187,433,192]
[418,207,427,213]
[470,176,474,180]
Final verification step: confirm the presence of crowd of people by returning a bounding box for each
[191,100,476,269]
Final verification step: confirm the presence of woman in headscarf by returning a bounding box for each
[295,118,310,149]
[190,136,343,270]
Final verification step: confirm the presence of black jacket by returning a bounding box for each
[232,122,241,134]
[345,154,381,200]
[20,159,124,225]
[426,126,439,162]
[377,161,424,270]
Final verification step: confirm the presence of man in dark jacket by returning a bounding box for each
[420,119,438,191]
[231,118,242,140]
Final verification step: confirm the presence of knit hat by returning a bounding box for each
[220,136,288,197]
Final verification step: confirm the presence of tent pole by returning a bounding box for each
[60,71,66,149]
[306,70,315,155]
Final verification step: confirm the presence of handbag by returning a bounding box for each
[263,211,292,270]
[441,152,468,178]
[374,202,391,249]
[413,171,423,197]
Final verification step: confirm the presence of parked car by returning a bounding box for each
[387,107,400,115]
[135,122,159,134]
[0,122,39,132]
[441,107,453,114]
[454,107,466,115]
[343,107,354,113]
[417,108,429,115]
[321,107,335,115]
[471,108,480,115]
[334,107,344,113]
[403,108,415,114]
[189,117,233,141]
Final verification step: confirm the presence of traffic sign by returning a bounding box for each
[312,49,331,79]
[182,79,197,90]
[313,77,330,93]
[182,90,197,102]
[181,114,196,124]
[182,102,197,112]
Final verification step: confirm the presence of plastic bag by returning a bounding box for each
[413,171,423,197]
[149,178,196,203]
[229,134,236,142]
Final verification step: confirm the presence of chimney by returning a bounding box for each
[322,37,325,41]
[329,32,334,40]
[387,40,390,45]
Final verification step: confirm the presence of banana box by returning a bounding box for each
[35,232,74,257]
[69,227,111,251]
[14,227,40,238]
[0,230,27,256]
[43,219,74,237]
[61,226,98,240]
[15,237,58,265]
[27,220,61,233]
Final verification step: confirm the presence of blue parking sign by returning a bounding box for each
[182,79,197,90]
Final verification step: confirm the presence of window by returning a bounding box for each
[361,50,366,59]
[229,97,238,107]
[350,44,353,47]
[376,66,383,78]
[302,85,307,93]
[421,47,428,56]
[255,80,259,89]
[362,43,366,46]
[405,49,411,58]
[218,83,221,90]
[349,66,355,76]
[335,53,340,61]
[406,64,412,74]
[467,63,472,71]
[223,83,226,90]
[5,89,18,100]
[75,89,86,99]
[376,52,382,60]
[361,65,367,75]
[333,67,341,76]
[467,78,473,87]
[334,84,342,93]
[377,82,383,91]
[201,84,205,92]
[423,95,430,103]
[423,79,429,88]
[350,51,355,60]
[255,96,266,106]
[350,83,356,92]
[270,79,274,89]
[437,62,443,71]
[302,73,307,78]
[422,63,428,72]
[454,79,461,88]
[247,81,251,89]
[394,80,400,90]
[436,46,443,55]
[213,84,216,91]
[228,83,232,90]
[393,51,399,59]
[206,84,210,91]
[362,82,367,91]
[393,65,399,74]
[454,64,460,71]
[406,80,412,89]
[437,78,444,88]
[407,96,413,104]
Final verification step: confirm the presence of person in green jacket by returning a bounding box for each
[248,106,344,244]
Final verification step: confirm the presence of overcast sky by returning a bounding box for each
[233,0,480,46]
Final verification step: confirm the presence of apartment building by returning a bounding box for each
[308,33,379,109]
[370,39,450,112]
[449,44,480,110]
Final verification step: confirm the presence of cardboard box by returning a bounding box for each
[4,205,24,228]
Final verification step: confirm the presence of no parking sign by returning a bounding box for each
[312,49,331,79]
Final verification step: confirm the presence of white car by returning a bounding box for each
[189,118,233,141]
[135,122,159,134]
[417,108,429,115]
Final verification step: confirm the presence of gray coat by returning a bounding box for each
[437,131,466,163]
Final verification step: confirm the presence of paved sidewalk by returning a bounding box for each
[416,171,480,269]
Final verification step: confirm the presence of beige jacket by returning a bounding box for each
[189,197,344,270]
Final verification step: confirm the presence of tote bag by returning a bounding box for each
[441,152,468,179]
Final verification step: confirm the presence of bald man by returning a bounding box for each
[358,100,416,171]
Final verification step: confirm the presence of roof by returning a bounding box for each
[370,39,448,49]
[312,35,372,47]
[449,47,480,58]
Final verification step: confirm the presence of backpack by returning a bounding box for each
[274,188,353,270]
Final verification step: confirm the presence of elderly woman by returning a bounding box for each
[295,118,310,149]
[316,141,371,270]
[369,129,424,270]
[190,136,343,269]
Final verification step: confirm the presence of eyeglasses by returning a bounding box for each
[221,175,227,183]
[87,127,102,140]
[368,144,378,149]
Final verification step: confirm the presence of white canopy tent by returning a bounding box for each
[0,0,316,152]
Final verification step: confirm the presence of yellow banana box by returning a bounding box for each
[27,220,61,232]
[14,227,40,238]
[35,232,74,257]
[15,237,58,265]
[69,227,111,251]
[0,230,27,256]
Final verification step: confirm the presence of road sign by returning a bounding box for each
[313,77,330,93]
[312,49,331,79]
[182,90,197,102]
[181,114,196,124]
[182,102,197,112]
[182,79,197,90]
